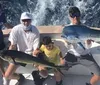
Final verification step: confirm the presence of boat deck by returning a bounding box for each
[0,74,99,85]
[0,64,99,85]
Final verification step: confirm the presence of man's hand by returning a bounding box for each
[33,48,41,56]
[9,44,17,50]
[60,58,65,65]
[86,39,94,45]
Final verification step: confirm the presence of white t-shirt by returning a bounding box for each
[8,24,40,54]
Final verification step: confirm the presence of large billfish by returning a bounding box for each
[0,50,65,75]
[61,25,100,43]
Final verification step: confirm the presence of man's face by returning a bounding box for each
[22,19,31,26]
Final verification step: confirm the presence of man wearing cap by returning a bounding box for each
[62,6,100,85]
[1,12,45,85]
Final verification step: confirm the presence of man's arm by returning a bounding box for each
[8,28,17,50]
[32,28,40,56]
[9,43,17,50]
[59,52,65,65]
[32,48,41,56]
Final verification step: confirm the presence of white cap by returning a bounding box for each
[20,12,32,20]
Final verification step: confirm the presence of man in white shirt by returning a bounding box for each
[1,12,42,85]
[62,6,100,85]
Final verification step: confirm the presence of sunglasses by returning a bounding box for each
[22,19,31,22]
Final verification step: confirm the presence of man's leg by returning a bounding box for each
[81,59,100,85]
[5,63,19,79]
[4,63,25,85]
[90,74,100,85]
[54,70,63,85]
[86,74,100,85]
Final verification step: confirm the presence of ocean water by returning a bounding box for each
[0,0,100,27]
